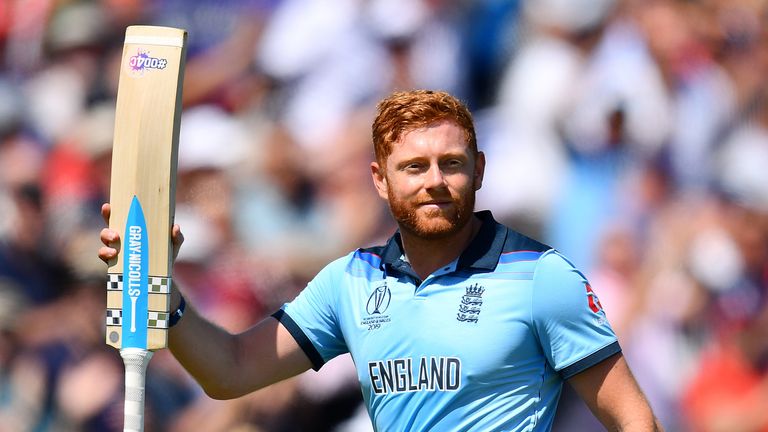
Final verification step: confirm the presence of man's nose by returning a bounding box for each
[424,164,447,189]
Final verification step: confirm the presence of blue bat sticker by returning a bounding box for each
[122,196,149,349]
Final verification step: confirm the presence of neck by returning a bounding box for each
[400,215,482,280]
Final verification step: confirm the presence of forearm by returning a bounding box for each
[167,288,244,399]
[609,417,664,432]
[593,384,663,432]
[596,384,663,432]
[166,284,312,399]
[570,354,664,432]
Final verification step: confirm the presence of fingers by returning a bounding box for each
[100,228,119,246]
[99,227,120,264]
[99,207,119,265]
[99,204,184,265]
[98,246,119,264]
[101,203,111,226]
[171,224,184,246]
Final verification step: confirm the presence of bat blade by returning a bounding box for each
[105,25,186,432]
[105,25,186,353]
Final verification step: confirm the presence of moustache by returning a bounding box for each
[416,195,457,205]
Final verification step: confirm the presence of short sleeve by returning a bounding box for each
[273,256,350,371]
[531,251,621,380]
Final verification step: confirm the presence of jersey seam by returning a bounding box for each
[557,340,622,380]
[528,248,554,344]
[271,309,325,371]
[354,251,383,270]
[526,361,547,431]
[526,249,552,430]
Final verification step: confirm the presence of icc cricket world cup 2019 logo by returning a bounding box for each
[366,285,391,315]
[362,284,392,331]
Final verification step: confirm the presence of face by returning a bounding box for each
[371,120,485,239]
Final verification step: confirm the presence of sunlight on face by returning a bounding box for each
[381,120,481,239]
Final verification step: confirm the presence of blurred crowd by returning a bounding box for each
[0,0,767,431]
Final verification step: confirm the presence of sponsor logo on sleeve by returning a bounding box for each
[585,283,603,314]
[585,283,609,325]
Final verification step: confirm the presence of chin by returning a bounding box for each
[412,221,459,239]
[399,211,469,239]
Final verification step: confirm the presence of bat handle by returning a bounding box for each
[120,348,154,432]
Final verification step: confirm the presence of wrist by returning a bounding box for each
[169,293,186,327]
[169,285,183,311]
[168,283,186,328]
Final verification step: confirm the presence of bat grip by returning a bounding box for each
[120,348,154,432]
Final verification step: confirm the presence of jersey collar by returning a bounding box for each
[379,210,506,274]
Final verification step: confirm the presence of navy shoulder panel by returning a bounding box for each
[502,228,551,254]
[359,244,387,257]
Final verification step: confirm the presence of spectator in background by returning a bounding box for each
[0,0,767,430]
[683,303,768,431]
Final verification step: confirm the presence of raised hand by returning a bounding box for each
[98,202,184,265]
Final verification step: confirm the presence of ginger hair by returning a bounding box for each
[372,90,477,165]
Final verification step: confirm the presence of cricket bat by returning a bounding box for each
[105,25,187,432]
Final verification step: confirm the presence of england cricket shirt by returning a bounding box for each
[274,211,620,431]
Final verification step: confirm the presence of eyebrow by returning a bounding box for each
[393,152,470,168]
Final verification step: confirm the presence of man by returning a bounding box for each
[100,90,661,431]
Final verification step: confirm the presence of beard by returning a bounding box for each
[387,186,476,240]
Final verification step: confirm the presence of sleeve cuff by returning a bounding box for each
[271,309,326,371]
[558,341,622,380]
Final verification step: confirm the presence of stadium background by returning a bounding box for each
[0,0,767,430]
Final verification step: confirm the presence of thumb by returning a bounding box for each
[171,224,184,261]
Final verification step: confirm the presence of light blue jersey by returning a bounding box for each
[274,211,619,431]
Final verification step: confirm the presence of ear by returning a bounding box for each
[371,161,389,200]
[473,151,486,191]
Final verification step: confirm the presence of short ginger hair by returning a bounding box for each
[372,90,477,166]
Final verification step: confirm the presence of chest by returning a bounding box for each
[340,274,544,380]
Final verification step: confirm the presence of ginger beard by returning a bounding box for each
[385,178,476,240]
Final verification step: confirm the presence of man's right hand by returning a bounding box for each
[98,202,184,265]
[99,202,312,399]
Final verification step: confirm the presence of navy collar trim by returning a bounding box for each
[379,210,506,272]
